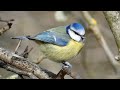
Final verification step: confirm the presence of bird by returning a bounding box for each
[12,22,85,67]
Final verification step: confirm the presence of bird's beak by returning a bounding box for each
[81,36,86,42]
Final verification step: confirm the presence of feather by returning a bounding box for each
[29,26,71,46]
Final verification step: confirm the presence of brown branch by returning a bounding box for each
[55,70,76,79]
[20,46,33,58]
[0,44,68,79]
[55,69,67,79]
[0,47,57,79]
[0,18,14,35]
[82,11,119,73]
[103,12,120,55]
[55,65,76,79]
[0,62,38,79]
[0,60,39,79]
[103,11,120,74]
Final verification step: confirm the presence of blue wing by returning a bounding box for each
[30,26,71,46]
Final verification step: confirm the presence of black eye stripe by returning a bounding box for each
[70,30,86,41]
[72,30,85,37]
[71,30,80,36]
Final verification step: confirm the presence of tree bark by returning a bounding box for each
[0,47,56,79]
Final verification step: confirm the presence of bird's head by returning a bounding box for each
[66,23,85,42]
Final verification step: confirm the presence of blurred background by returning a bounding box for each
[0,11,118,79]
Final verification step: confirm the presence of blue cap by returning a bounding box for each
[70,23,85,35]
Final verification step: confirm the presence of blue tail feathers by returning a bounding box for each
[11,35,31,40]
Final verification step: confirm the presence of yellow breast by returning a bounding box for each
[38,39,84,62]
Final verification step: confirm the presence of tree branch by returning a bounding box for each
[82,11,120,73]
[0,47,57,79]
[103,11,120,74]
[103,11,120,57]
[0,48,73,79]
[0,18,14,35]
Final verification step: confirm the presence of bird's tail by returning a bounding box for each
[11,35,32,40]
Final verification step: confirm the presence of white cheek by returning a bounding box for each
[68,29,81,42]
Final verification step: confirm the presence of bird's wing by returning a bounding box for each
[29,26,71,46]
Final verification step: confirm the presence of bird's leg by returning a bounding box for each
[55,61,73,79]
[62,61,72,75]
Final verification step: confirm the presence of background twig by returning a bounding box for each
[82,11,119,73]
[0,18,14,35]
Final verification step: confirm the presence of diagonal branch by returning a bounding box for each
[82,11,120,73]
[0,47,56,79]
[103,11,120,74]
[103,11,120,50]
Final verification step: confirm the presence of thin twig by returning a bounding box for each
[82,11,118,73]
[20,46,33,58]
[0,18,14,35]
[14,40,22,54]
[55,66,76,79]
[55,69,67,79]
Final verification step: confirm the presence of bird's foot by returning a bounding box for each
[62,61,72,75]
[55,61,74,79]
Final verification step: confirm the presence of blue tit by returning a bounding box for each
[12,23,85,63]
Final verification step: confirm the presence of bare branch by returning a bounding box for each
[20,46,33,58]
[0,47,56,79]
[82,11,120,73]
[103,11,120,74]
[55,66,76,79]
[6,74,19,79]
[0,61,38,79]
[0,18,14,35]
[55,69,67,79]
[103,12,120,54]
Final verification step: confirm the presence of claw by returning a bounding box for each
[62,61,72,68]
[62,61,72,75]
